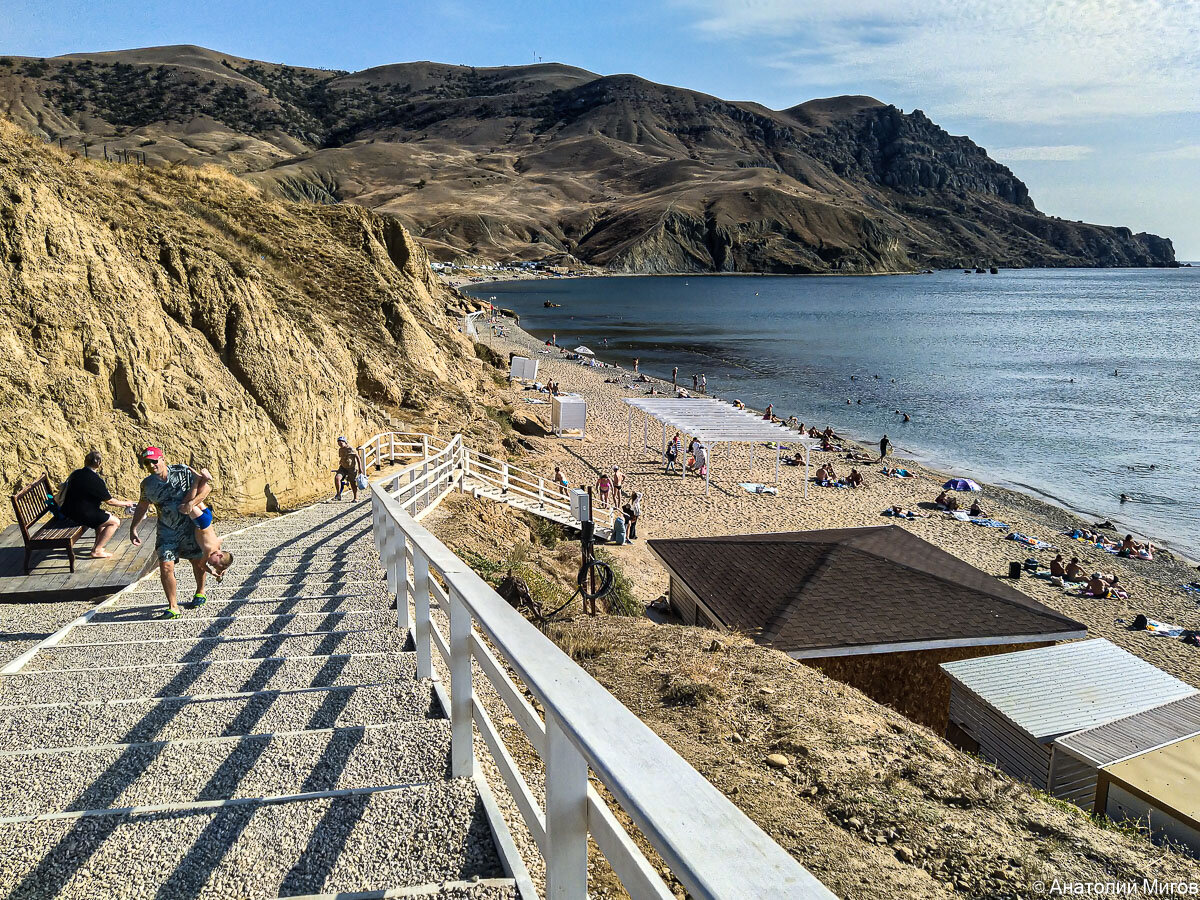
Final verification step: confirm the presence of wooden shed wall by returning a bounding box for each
[948,685,1053,789]
[805,642,1051,733]
[1048,748,1099,811]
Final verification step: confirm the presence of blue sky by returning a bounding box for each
[3,0,1197,257]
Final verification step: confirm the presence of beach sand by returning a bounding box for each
[474,317,1200,688]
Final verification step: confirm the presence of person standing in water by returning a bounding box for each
[672,367,678,388]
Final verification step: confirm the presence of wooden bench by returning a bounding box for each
[10,474,84,574]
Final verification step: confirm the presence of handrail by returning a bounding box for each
[370,479,833,899]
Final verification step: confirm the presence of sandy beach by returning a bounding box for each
[473,316,1200,688]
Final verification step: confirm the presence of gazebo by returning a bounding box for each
[623,397,818,495]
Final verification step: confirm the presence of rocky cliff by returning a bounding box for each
[0,117,495,523]
[0,47,1177,272]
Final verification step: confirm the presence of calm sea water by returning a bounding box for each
[467,269,1200,557]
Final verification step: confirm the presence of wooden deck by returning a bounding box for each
[0,523,157,602]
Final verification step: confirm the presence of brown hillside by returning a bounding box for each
[0,47,1175,272]
[0,117,497,522]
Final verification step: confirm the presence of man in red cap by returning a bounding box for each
[129,447,212,618]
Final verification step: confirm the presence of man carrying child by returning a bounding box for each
[130,447,229,619]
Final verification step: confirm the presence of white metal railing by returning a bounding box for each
[463,447,573,520]
[369,472,834,899]
[462,310,485,337]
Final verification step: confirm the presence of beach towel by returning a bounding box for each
[740,482,778,495]
[524,398,549,404]
[1180,583,1200,595]
[970,517,1009,529]
[882,508,919,519]
[946,510,970,521]
[881,468,914,478]
[1132,615,1186,638]
[1007,532,1053,551]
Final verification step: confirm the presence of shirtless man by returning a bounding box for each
[1049,554,1066,577]
[333,437,361,501]
[178,469,234,581]
[1064,557,1086,582]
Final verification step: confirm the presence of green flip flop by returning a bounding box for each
[192,593,207,607]
[163,607,181,619]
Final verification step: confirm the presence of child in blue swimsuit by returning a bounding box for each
[179,469,234,580]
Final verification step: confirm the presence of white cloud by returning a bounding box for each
[1150,144,1200,160]
[990,145,1094,162]
[674,0,1200,123]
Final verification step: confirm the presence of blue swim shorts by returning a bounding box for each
[194,507,214,530]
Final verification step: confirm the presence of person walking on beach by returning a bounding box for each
[129,447,211,618]
[333,437,361,501]
[879,434,891,461]
[553,465,568,497]
[623,492,642,541]
[699,374,707,394]
[665,433,680,475]
[672,367,678,388]
[596,471,614,508]
[611,465,625,505]
[633,358,639,374]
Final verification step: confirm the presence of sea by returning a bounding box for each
[466,268,1200,558]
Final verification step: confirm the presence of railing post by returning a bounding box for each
[393,528,410,633]
[389,433,396,465]
[382,518,397,596]
[545,710,589,900]
[462,446,471,482]
[422,435,429,460]
[502,461,510,494]
[538,476,545,507]
[448,586,474,778]
[413,548,432,680]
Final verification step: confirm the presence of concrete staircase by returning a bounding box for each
[0,501,518,900]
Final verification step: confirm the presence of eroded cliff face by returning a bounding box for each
[0,118,490,521]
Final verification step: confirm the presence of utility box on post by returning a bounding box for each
[552,394,586,439]
[569,488,592,523]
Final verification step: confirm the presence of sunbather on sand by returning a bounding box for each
[1050,554,1066,577]
[935,491,960,511]
[847,468,863,487]
[969,499,990,517]
[178,469,234,581]
[1064,558,1087,582]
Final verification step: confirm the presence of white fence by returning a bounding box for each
[367,432,834,900]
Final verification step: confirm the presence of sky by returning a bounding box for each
[3,0,1198,257]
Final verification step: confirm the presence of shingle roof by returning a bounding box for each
[647,525,1086,655]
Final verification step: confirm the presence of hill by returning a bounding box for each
[0,46,1176,272]
[0,116,500,521]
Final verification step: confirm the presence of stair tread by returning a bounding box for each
[65,610,396,644]
[0,682,439,752]
[1,652,418,704]
[0,781,504,900]
[24,630,409,671]
[0,721,452,816]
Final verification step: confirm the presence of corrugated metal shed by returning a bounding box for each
[941,639,1197,742]
[1055,694,1200,768]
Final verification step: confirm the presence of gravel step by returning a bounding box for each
[0,780,504,899]
[276,879,517,900]
[98,593,393,622]
[117,578,386,603]
[0,721,452,815]
[23,630,409,672]
[0,682,440,752]
[65,611,397,645]
[0,652,418,704]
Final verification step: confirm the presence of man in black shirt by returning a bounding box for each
[60,450,136,558]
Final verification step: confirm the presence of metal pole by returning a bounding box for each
[393,531,410,633]
[804,445,810,499]
[626,407,632,449]
[413,549,432,680]
[775,443,781,486]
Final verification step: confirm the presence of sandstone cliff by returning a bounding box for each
[0,47,1175,273]
[0,117,494,523]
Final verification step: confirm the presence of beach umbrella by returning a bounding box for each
[943,478,981,492]
[573,345,595,356]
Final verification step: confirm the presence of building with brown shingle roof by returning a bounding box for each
[648,525,1086,730]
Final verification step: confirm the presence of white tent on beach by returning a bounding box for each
[573,345,595,356]
[623,397,819,495]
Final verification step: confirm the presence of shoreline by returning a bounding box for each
[469,312,1200,689]
[463,279,1197,566]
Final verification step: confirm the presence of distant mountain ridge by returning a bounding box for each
[0,45,1176,272]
